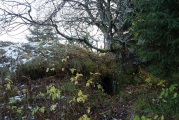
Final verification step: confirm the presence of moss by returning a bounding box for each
[65,47,99,76]
[14,44,140,95]
[61,82,76,93]
[15,57,55,83]
[15,45,100,83]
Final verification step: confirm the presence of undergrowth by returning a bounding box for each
[0,44,178,120]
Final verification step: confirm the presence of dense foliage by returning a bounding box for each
[131,0,179,82]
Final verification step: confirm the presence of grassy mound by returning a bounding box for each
[1,44,178,119]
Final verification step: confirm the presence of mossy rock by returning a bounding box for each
[14,44,139,94]
[15,57,55,83]
[15,44,99,82]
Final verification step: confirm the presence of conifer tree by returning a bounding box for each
[131,0,179,82]
[26,24,58,43]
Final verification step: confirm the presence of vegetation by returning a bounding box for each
[26,24,58,43]
[131,0,179,82]
[1,44,178,119]
[0,0,178,119]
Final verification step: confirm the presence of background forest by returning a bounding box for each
[0,0,178,120]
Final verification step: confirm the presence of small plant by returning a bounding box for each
[46,85,61,101]
[134,114,164,120]
[131,73,178,120]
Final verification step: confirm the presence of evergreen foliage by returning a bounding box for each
[131,0,179,82]
[26,24,58,42]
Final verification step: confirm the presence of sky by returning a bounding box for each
[0,0,36,43]
[0,0,66,43]
[0,0,104,48]
[0,26,29,43]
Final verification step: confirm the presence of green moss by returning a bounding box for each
[61,82,76,93]
[14,44,140,95]
[16,57,55,82]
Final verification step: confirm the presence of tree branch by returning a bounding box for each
[51,19,110,53]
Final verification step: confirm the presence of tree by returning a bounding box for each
[131,0,179,82]
[0,0,133,52]
[26,24,58,42]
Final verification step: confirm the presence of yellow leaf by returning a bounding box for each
[17,108,22,114]
[49,86,56,93]
[78,114,90,120]
[78,90,83,96]
[50,104,56,111]
[76,73,83,77]
[22,89,27,93]
[154,115,158,119]
[69,100,73,103]
[62,68,65,71]
[75,81,78,85]
[73,97,76,102]
[39,92,45,97]
[69,97,76,103]
[82,95,88,103]
[134,33,139,39]
[162,99,167,102]
[145,78,151,83]
[6,84,11,90]
[86,82,90,87]
[86,79,93,87]
[97,84,102,89]
[39,107,45,113]
[46,68,49,72]
[94,72,101,75]
[88,79,93,83]
[161,115,164,120]
[61,58,66,62]
[77,97,83,102]
[50,68,55,71]
[70,78,74,82]
[70,68,76,74]
[87,107,91,113]
[70,77,75,82]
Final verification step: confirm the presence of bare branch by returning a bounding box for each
[0,0,133,52]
